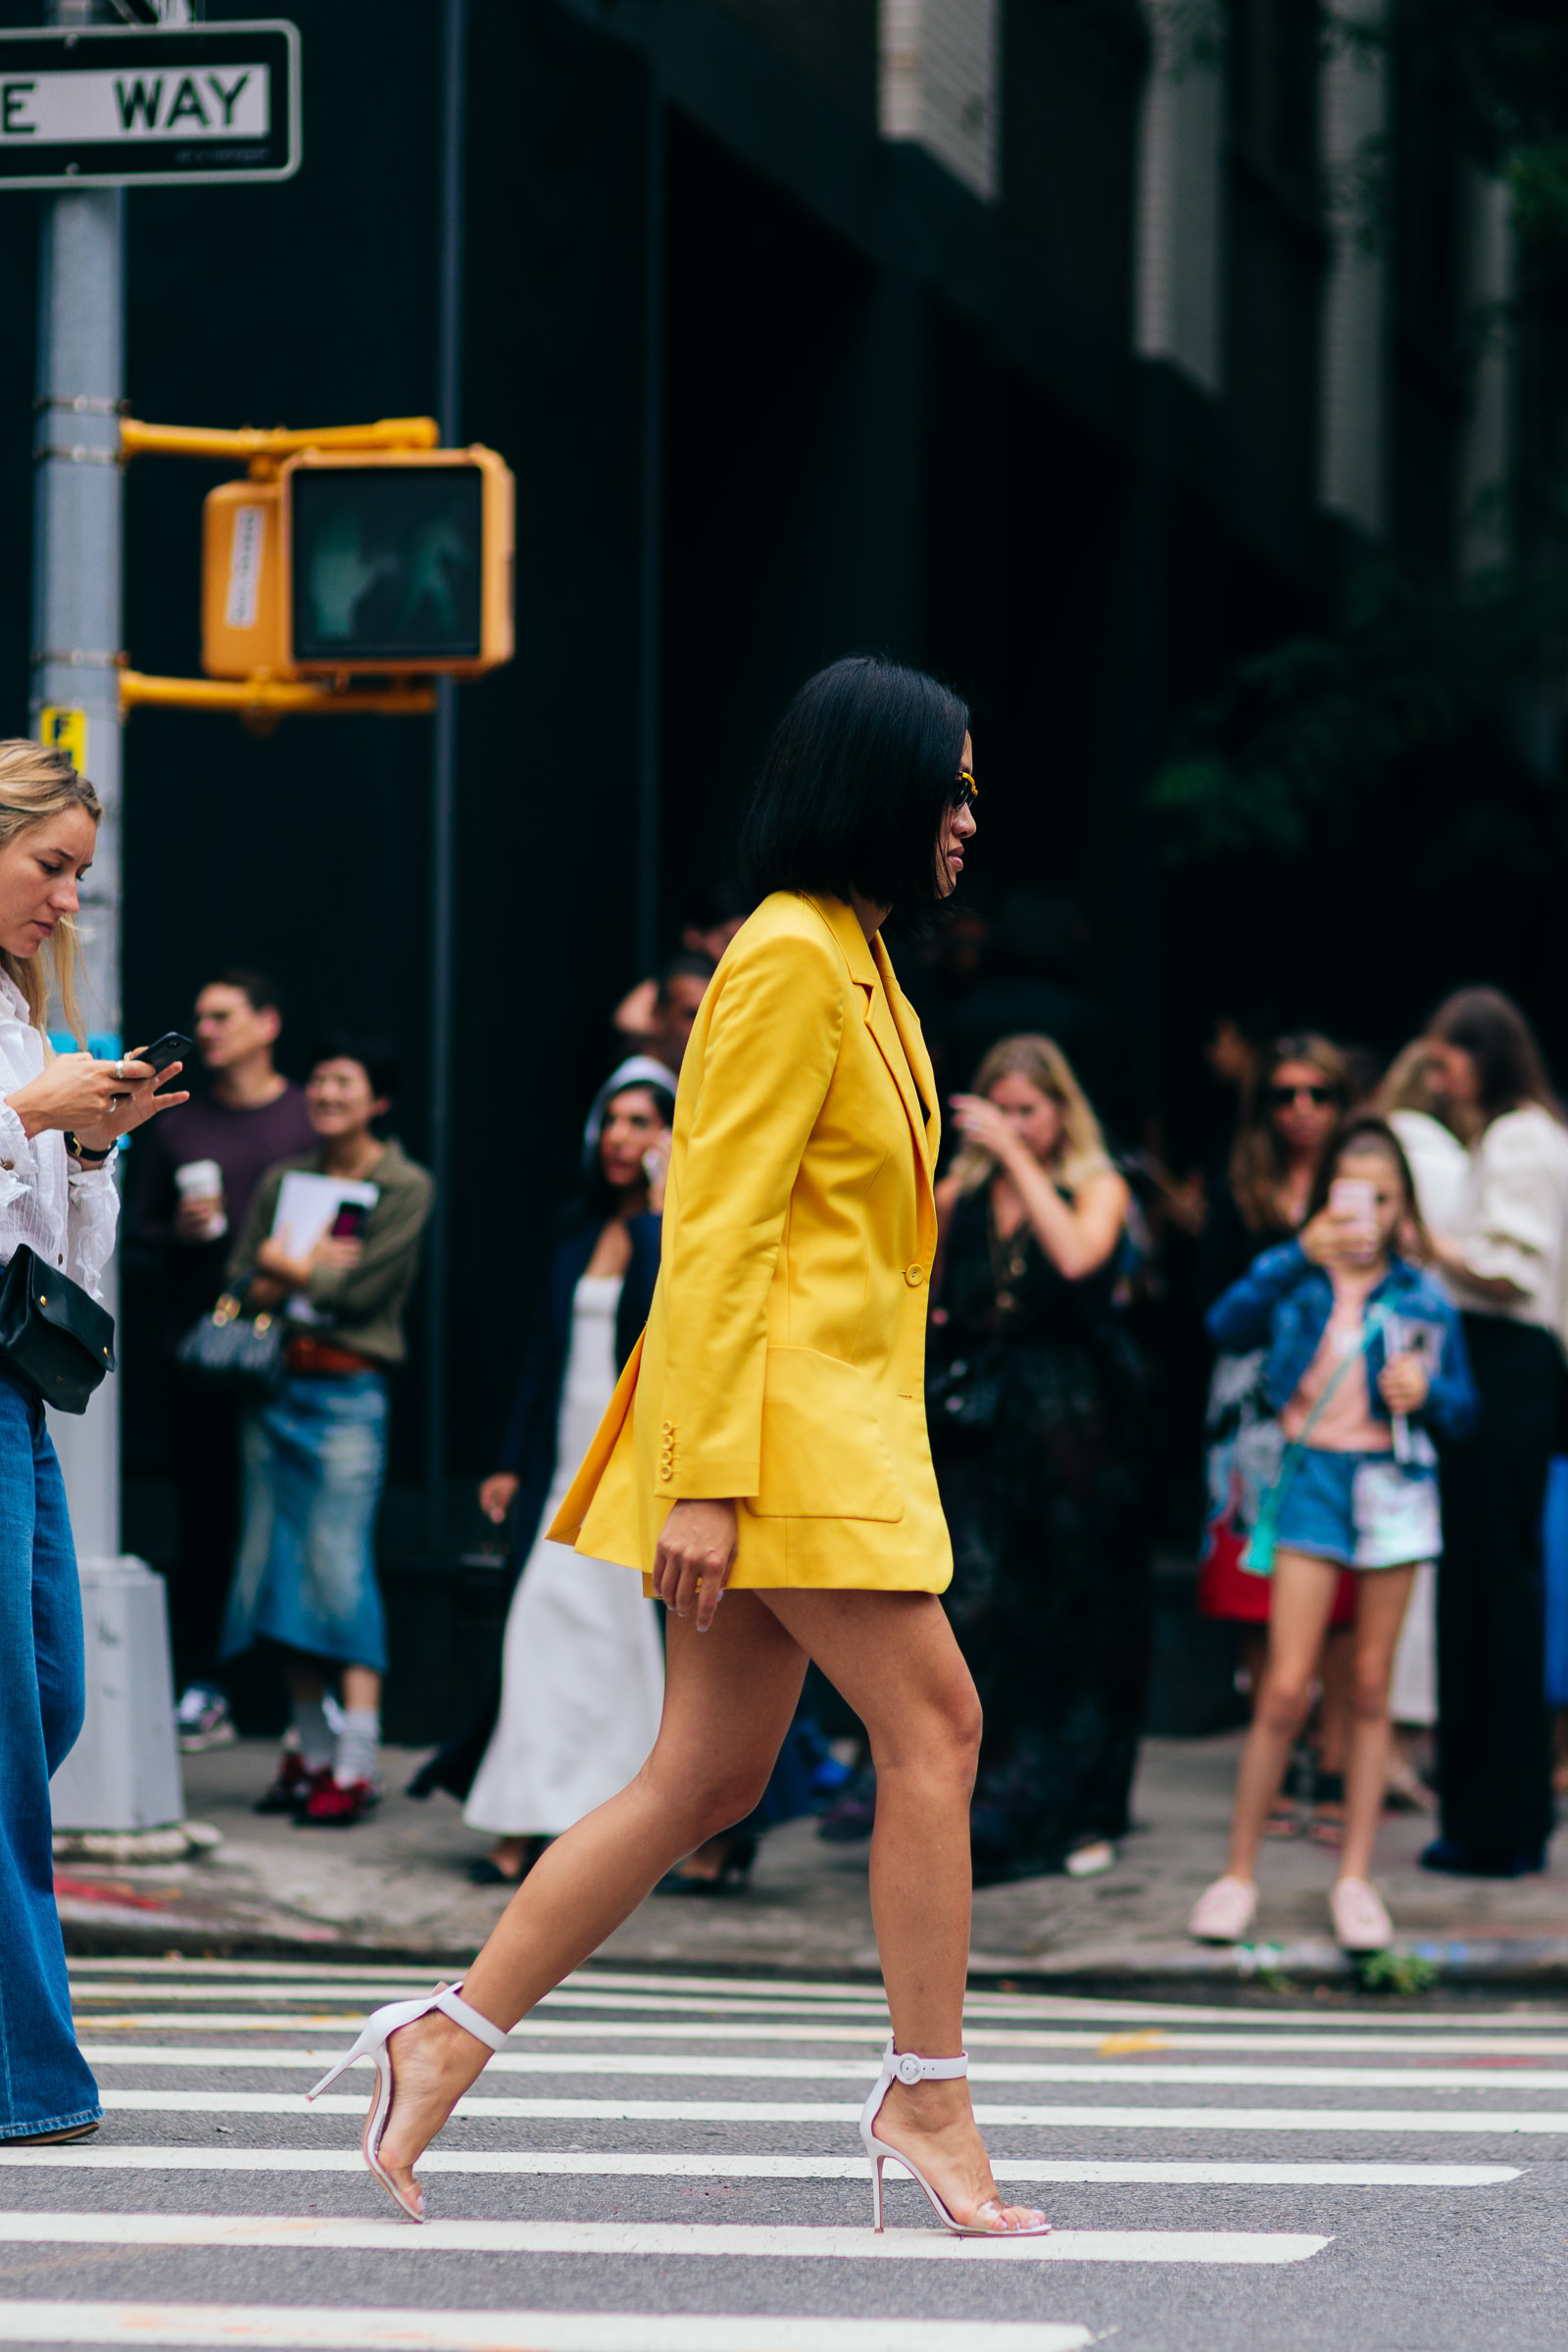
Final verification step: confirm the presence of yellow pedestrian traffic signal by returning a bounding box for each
[110,414,514,719]
[203,446,514,683]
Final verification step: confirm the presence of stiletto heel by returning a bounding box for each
[306,1980,514,2224]
[858,2038,1050,2238]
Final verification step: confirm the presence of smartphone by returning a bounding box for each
[1329,1176,1378,1247]
[137,1031,192,1076]
[330,1200,369,1241]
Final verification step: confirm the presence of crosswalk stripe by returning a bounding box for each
[66,1967,1568,2030]
[0,2145,1521,2184]
[0,2304,1096,2350]
[71,2012,1568,2057]
[0,2212,1330,2263]
[91,2087,1568,2130]
[74,2044,1568,2091]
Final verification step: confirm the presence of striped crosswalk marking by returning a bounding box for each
[0,2144,1520,2185]
[0,2305,1096,2350]
[0,1955,1537,2352]
[73,2043,1568,2090]
[0,2212,1331,2263]
[90,2086,1568,2131]
[62,1963,1568,2027]
[72,2011,1568,2055]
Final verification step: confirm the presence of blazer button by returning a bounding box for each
[905,1264,924,1286]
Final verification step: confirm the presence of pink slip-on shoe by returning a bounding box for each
[1330,1877,1394,1952]
[1188,1874,1258,1942]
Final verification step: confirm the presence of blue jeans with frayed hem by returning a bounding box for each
[0,1363,101,2138]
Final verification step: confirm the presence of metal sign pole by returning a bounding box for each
[33,0,181,1840]
[424,0,466,1555]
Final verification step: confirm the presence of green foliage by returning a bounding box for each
[1149,566,1568,863]
[1357,1949,1441,1996]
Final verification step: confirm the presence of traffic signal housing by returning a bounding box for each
[203,446,514,682]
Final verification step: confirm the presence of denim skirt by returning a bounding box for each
[220,1371,389,1669]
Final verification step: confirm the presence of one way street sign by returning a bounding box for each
[0,19,299,189]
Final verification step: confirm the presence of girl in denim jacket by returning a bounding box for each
[1190,1116,1476,1954]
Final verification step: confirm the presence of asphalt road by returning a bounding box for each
[0,1957,1563,2349]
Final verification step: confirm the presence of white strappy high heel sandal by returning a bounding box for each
[858,2038,1051,2237]
[306,1981,511,2222]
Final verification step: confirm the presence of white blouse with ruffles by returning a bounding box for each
[0,972,119,1302]
[1444,1103,1568,1335]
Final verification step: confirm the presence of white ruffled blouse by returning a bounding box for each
[0,972,119,1303]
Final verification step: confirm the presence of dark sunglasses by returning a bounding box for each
[950,770,979,813]
[1267,1083,1336,1108]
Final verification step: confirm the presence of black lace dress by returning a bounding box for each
[930,1182,1152,1879]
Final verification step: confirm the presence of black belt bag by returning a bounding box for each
[0,1244,116,1415]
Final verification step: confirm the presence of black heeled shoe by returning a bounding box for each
[656,1832,758,1894]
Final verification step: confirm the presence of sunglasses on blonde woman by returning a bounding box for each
[1267,1083,1336,1108]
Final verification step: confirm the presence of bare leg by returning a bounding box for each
[372,1592,807,2209]
[1226,1552,1344,1884]
[1339,1565,1417,1886]
[1317,1628,1351,1777]
[341,1665,381,1714]
[759,1588,1040,2231]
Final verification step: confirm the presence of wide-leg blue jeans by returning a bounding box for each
[0,1364,101,2137]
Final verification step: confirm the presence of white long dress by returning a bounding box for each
[1386,1109,1471,1731]
[464,1274,665,1837]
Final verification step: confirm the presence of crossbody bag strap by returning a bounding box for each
[1243,1301,1387,1574]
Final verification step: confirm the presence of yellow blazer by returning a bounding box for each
[549,890,952,1592]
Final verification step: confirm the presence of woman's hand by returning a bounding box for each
[255,1232,364,1294]
[479,1471,520,1525]
[8,1050,188,1150]
[1299,1201,1374,1268]
[310,1237,364,1273]
[654,1498,738,1632]
[1379,1353,1431,1415]
[948,1093,1026,1168]
[643,1129,672,1214]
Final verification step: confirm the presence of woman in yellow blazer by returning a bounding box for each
[314,659,1049,2241]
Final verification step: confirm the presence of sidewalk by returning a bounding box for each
[54,1733,1568,1988]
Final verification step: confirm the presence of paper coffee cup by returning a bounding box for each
[175,1159,227,1240]
[175,1159,222,1200]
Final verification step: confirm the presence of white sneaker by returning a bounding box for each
[1065,1839,1115,1879]
[174,1686,236,1753]
[1188,1874,1258,1942]
[1330,1877,1393,1952]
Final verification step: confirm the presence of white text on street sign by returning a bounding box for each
[0,66,270,146]
[0,20,298,189]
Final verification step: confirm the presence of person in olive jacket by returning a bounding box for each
[219,1032,433,1825]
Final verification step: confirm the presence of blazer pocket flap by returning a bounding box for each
[747,1347,905,1522]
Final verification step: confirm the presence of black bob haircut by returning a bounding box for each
[737,656,970,921]
[311,1029,401,1106]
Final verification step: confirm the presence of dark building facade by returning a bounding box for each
[0,0,1511,1560]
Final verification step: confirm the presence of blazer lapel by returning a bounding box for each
[874,936,940,1175]
[808,897,934,1182]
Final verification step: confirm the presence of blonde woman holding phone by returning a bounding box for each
[0,741,187,2147]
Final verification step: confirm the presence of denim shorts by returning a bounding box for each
[1273,1445,1442,1570]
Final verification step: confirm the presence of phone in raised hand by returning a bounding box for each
[1329,1176,1378,1251]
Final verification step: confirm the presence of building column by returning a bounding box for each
[879,0,1000,201]
[1133,0,1225,394]
[1456,167,1513,574]
[1317,0,1390,537]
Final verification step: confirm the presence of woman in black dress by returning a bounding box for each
[931,1033,1150,1881]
